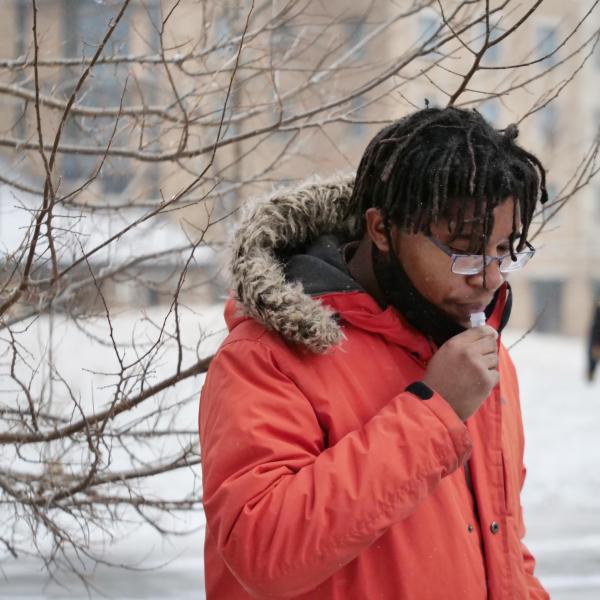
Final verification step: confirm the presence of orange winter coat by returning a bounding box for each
[199,179,548,600]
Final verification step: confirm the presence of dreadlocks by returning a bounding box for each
[350,106,548,256]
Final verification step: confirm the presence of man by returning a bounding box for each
[587,298,600,381]
[199,107,549,599]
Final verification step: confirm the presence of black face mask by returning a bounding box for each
[371,242,498,347]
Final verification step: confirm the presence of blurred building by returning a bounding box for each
[0,0,598,334]
[387,0,600,337]
[0,0,220,310]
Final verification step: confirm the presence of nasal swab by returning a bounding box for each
[470,312,486,328]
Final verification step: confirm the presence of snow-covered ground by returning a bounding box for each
[505,331,600,600]
[0,308,598,599]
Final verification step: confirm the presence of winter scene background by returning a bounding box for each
[0,307,599,599]
[1,1,599,598]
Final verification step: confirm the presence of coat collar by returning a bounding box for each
[229,176,359,353]
[317,283,511,362]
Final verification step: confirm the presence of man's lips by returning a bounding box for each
[459,302,491,313]
[451,300,494,320]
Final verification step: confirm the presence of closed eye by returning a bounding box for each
[448,245,476,255]
[449,244,511,256]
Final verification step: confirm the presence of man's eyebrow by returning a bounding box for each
[448,233,475,242]
[448,233,511,246]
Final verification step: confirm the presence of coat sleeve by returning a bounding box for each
[200,338,471,598]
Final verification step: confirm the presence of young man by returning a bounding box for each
[587,299,600,381]
[199,107,549,599]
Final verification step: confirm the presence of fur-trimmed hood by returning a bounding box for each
[229,176,512,355]
[229,176,362,353]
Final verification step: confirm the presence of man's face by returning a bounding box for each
[391,198,517,328]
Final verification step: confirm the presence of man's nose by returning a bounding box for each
[469,259,505,291]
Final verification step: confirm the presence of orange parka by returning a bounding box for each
[199,179,548,600]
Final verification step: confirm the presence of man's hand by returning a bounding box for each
[422,326,499,421]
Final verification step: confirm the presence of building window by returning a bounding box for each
[479,101,500,126]
[271,22,295,52]
[14,0,30,138]
[343,17,368,138]
[417,9,443,62]
[344,18,367,60]
[347,94,368,139]
[61,0,131,194]
[476,20,501,65]
[538,104,558,146]
[531,279,563,333]
[146,286,160,306]
[536,23,559,67]
[593,281,600,303]
[542,182,560,224]
[15,2,29,57]
[142,1,162,201]
[419,10,440,38]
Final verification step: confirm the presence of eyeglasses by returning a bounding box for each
[427,237,536,275]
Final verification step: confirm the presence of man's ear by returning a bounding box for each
[365,208,393,253]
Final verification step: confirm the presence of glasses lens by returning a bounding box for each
[452,255,486,275]
[499,251,533,273]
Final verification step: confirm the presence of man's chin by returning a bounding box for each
[443,304,487,329]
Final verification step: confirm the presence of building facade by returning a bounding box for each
[0,0,598,333]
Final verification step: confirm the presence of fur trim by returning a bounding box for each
[230,175,360,353]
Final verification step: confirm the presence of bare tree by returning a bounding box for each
[0,0,598,587]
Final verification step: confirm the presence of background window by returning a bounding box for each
[538,104,558,146]
[61,0,131,193]
[419,10,441,42]
[271,22,295,52]
[348,94,368,139]
[420,14,438,37]
[531,279,563,333]
[479,101,500,126]
[542,182,560,224]
[344,19,367,60]
[476,20,502,65]
[14,0,30,138]
[537,23,558,66]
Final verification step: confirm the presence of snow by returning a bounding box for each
[504,331,600,599]
[0,309,598,599]
[0,181,216,267]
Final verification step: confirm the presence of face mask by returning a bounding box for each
[371,241,467,346]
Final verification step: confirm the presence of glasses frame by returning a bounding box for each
[427,237,536,275]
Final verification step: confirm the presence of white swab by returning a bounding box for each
[470,312,486,328]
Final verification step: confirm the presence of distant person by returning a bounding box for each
[587,299,600,381]
[199,107,550,599]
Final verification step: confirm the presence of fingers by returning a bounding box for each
[469,325,498,341]
[482,351,499,371]
[489,369,500,386]
[454,325,498,343]
[449,327,498,355]
[475,336,498,357]
[464,329,499,370]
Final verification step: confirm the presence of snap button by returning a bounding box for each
[490,521,500,534]
[467,524,474,533]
